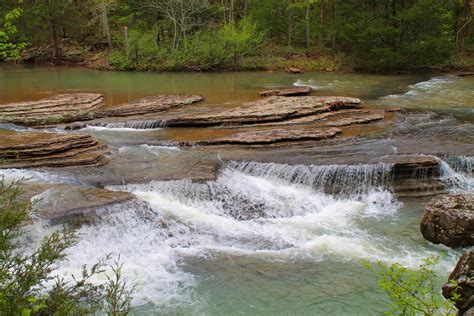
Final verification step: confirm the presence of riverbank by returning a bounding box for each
[16,40,474,74]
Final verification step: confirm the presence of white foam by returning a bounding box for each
[84,125,162,132]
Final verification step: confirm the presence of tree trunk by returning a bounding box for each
[123,26,130,58]
[305,4,311,48]
[288,9,293,47]
[319,0,325,47]
[46,0,59,58]
[244,0,249,16]
[229,0,234,23]
[101,5,112,49]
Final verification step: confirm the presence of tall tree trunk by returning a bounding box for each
[319,0,326,47]
[305,4,311,47]
[244,0,249,16]
[101,5,112,49]
[46,0,59,58]
[229,0,234,23]
[288,9,293,47]
[123,26,130,58]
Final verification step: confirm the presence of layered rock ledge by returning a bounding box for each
[195,128,342,146]
[420,193,474,247]
[258,87,313,97]
[0,132,112,168]
[162,96,362,127]
[443,250,474,315]
[0,93,104,126]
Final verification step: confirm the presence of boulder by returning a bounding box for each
[258,87,313,97]
[0,93,103,126]
[420,193,474,248]
[442,250,474,315]
[0,132,112,168]
[286,67,304,74]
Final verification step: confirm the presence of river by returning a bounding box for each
[0,65,473,315]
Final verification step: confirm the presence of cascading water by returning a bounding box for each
[34,157,463,313]
[90,119,167,130]
[438,156,474,193]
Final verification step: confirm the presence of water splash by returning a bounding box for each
[438,156,474,193]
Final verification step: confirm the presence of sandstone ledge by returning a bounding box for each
[259,87,313,97]
[0,132,112,168]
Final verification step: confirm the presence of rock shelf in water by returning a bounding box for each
[258,87,313,97]
[0,93,204,126]
[163,96,363,127]
[0,93,104,126]
[20,182,135,224]
[420,193,474,248]
[0,132,112,168]
[195,127,342,146]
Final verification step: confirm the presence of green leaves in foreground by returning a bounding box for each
[363,257,460,316]
[0,177,134,315]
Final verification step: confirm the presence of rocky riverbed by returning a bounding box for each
[1,67,472,315]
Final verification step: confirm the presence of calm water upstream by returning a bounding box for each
[1,65,473,315]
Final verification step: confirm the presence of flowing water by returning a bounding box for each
[1,65,473,315]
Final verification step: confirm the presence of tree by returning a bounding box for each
[0,177,134,315]
[0,7,26,61]
[89,0,118,48]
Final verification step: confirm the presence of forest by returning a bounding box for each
[0,0,473,72]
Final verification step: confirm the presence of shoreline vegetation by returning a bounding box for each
[1,1,474,74]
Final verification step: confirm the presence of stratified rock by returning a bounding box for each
[0,93,103,126]
[259,87,313,97]
[442,250,474,315]
[325,113,384,126]
[420,193,474,248]
[20,183,135,224]
[102,95,204,117]
[286,67,304,74]
[165,96,362,127]
[0,132,112,168]
[196,127,342,146]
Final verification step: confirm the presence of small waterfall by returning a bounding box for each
[228,161,394,196]
[91,119,167,130]
[438,156,474,193]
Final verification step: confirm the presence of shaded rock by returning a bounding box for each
[101,94,204,117]
[455,71,474,77]
[325,113,384,127]
[195,127,342,146]
[20,182,134,224]
[286,67,304,74]
[259,87,313,97]
[442,250,474,315]
[0,93,103,126]
[0,132,112,168]
[420,193,474,248]
[165,96,362,127]
[384,107,402,113]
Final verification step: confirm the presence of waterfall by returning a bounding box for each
[90,119,168,130]
[227,161,394,196]
[438,156,474,193]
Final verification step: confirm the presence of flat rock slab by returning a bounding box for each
[101,95,204,117]
[420,193,474,248]
[0,93,103,126]
[164,96,362,127]
[195,127,342,146]
[0,132,112,168]
[20,182,134,224]
[259,87,313,97]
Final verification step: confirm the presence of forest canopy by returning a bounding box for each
[1,0,473,71]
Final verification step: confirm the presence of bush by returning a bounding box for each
[0,8,27,61]
[363,257,460,316]
[0,177,133,315]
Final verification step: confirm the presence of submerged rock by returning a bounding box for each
[442,250,474,315]
[286,67,304,74]
[0,132,112,168]
[165,96,362,127]
[259,87,313,97]
[0,93,103,126]
[21,182,134,224]
[195,127,342,146]
[420,193,474,248]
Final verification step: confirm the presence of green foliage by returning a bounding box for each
[0,177,134,315]
[0,8,27,61]
[363,257,460,316]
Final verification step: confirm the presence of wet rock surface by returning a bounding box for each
[258,87,313,97]
[420,194,474,247]
[0,132,112,168]
[195,127,342,146]
[20,182,134,224]
[162,96,363,127]
[443,250,474,315]
[0,93,103,126]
